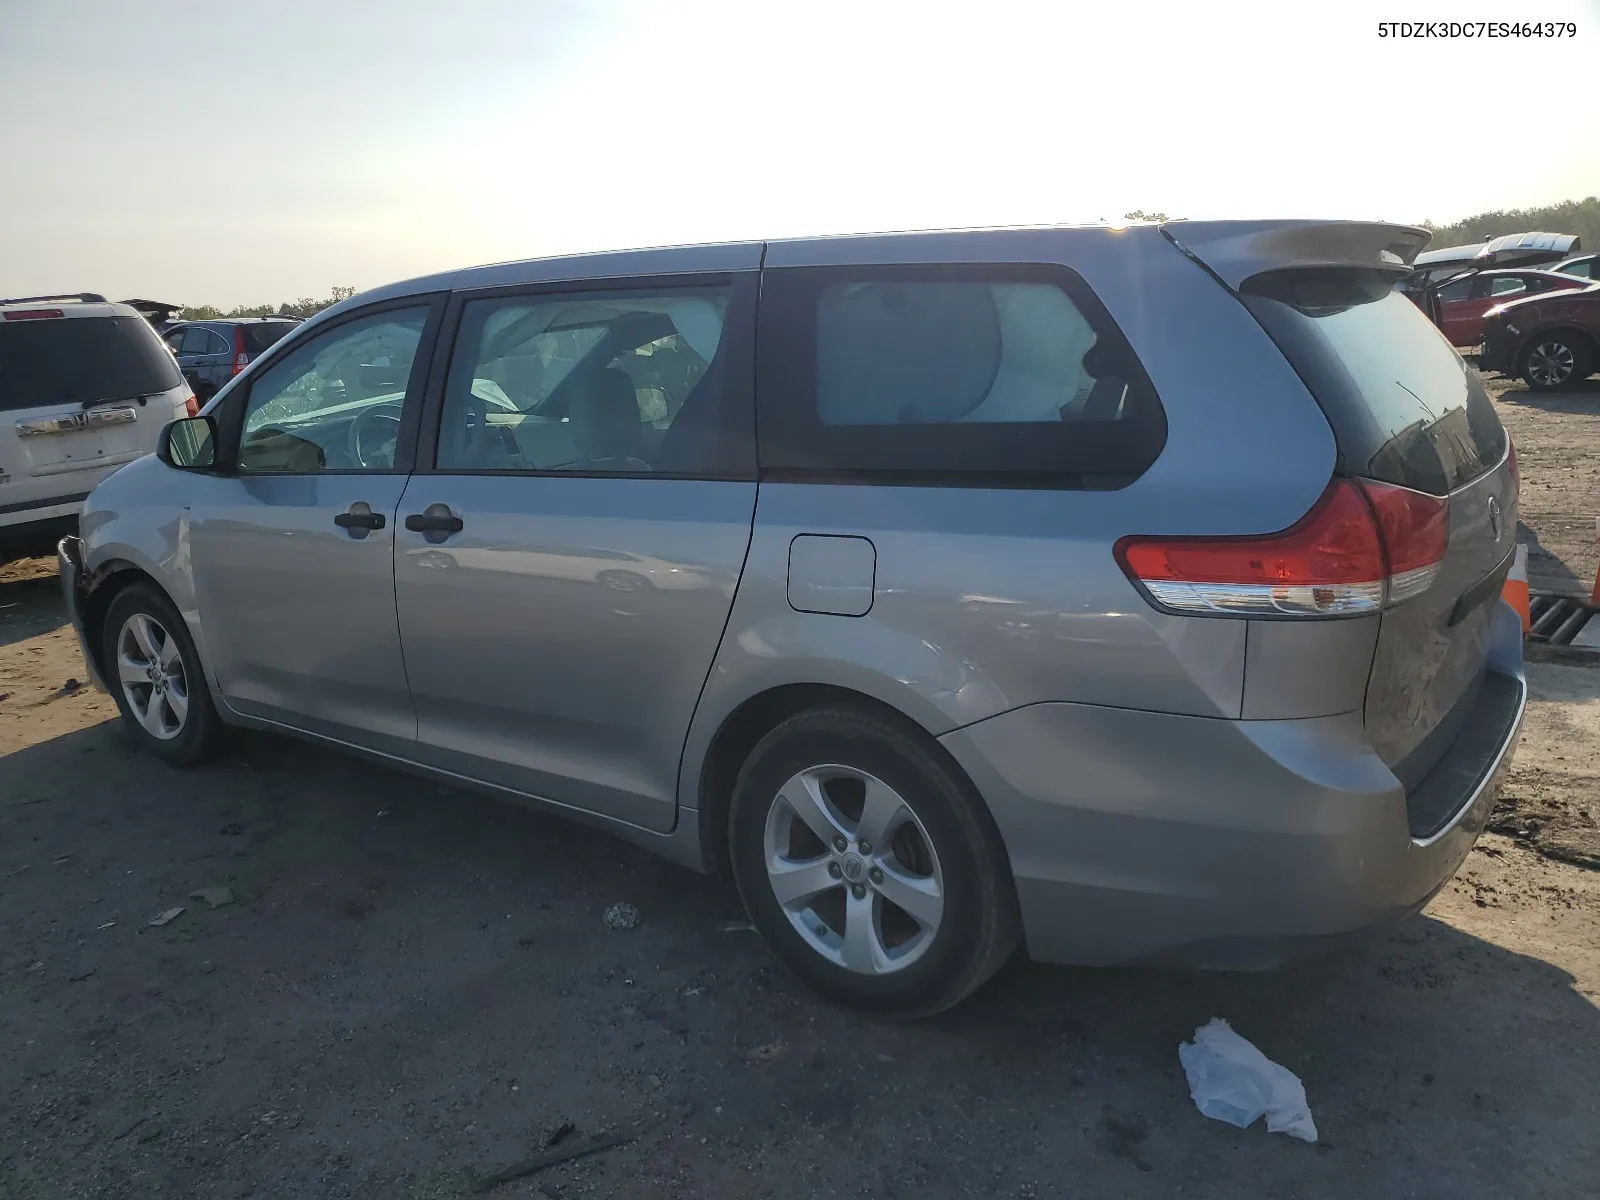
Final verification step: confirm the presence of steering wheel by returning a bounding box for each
[347,402,404,468]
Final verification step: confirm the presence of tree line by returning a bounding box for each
[180,286,357,322]
[1422,196,1599,252]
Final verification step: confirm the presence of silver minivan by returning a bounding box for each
[59,221,1526,1015]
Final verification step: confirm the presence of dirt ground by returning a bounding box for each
[1487,373,1600,598]
[3,373,1600,1199]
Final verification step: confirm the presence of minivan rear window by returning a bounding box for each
[239,322,297,353]
[1240,268,1506,495]
[0,315,184,412]
[757,264,1166,485]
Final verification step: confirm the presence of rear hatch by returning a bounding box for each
[0,308,187,501]
[1234,267,1517,782]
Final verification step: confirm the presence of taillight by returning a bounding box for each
[1506,438,1519,499]
[1116,478,1448,618]
[184,394,200,418]
[1363,479,1449,604]
[231,326,249,375]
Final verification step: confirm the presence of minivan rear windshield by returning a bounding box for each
[1240,268,1506,495]
[239,322,296,353]
[0,315,184,412]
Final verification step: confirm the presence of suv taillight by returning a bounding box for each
[184,393,200,418]
[1115,478,1448,617]
[232,326,249,375]
[1506,438,1519,500]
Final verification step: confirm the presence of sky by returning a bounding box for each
[3,0,1598,308]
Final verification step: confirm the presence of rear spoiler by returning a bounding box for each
[0,292,108,305]
[1158,220,1431,290]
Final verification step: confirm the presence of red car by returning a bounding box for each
[1435,268,1588,347]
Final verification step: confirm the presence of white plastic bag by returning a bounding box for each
[1178,1018,1318,1143]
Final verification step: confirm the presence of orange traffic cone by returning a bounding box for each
[1504,543,1531,634]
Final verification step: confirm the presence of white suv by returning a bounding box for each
[0,293,194,559]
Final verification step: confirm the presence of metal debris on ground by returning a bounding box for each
[147,907,185,927]
[602,902,640,931]
[469,1111,668,1194]
[189,886,234,909]
[1178,1018,1318,1143]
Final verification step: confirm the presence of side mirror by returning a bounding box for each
[157,415,217,470]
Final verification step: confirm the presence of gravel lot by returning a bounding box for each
[3,371,1599,1199]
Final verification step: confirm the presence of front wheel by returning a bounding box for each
[729,705,1020,1017]
[102,583,227,765]
[1520,334,1592,391]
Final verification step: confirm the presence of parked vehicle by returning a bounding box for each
[0,294,194,560]
[1434,269,1589,347]
[1399,232,1582,330]
[122,299,185,335]
[59,221,1526,1015]
[162,317,300,404]
[1551,253,1599,281]
[1480,282,1600,390]
[1411,231,1580,285]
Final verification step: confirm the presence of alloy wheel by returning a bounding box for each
[762,764,945,975]
[1528,340,1575,387]
[116,613,189,741]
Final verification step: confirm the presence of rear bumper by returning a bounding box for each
[57,535,107,693]
[940,601,1527,970]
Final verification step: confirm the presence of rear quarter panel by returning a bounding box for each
[679,227,1341,812]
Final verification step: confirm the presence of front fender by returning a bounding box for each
[77,456,213,689]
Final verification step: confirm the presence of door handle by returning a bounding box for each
[404,509,464,535]
[334,511,386,530]
[334,504,386,537]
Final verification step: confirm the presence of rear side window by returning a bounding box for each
[240,322,295,353]
[757,265,1166,485]
[0,315,183,412]
[1240,269,1506,495]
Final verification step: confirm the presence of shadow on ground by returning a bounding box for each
[2,721,1597,1198]
[0,563,68,648]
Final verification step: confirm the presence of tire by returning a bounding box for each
[1520,333,1593,391]
[729,705,1020,1017]
[101,582,227,765]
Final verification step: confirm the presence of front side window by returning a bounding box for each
[757,267,1166,483]
[436,284,743,476]
[1437,278,1473,302]
[236,307,427,474]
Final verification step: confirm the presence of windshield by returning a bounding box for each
[0,315,183,412]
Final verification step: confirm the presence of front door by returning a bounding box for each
[393,275,759,831]
[186,300,440,753]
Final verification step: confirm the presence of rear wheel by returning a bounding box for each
[102,583,227,765]
[1520,333,1592,391]
[729,705,1020,1017]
